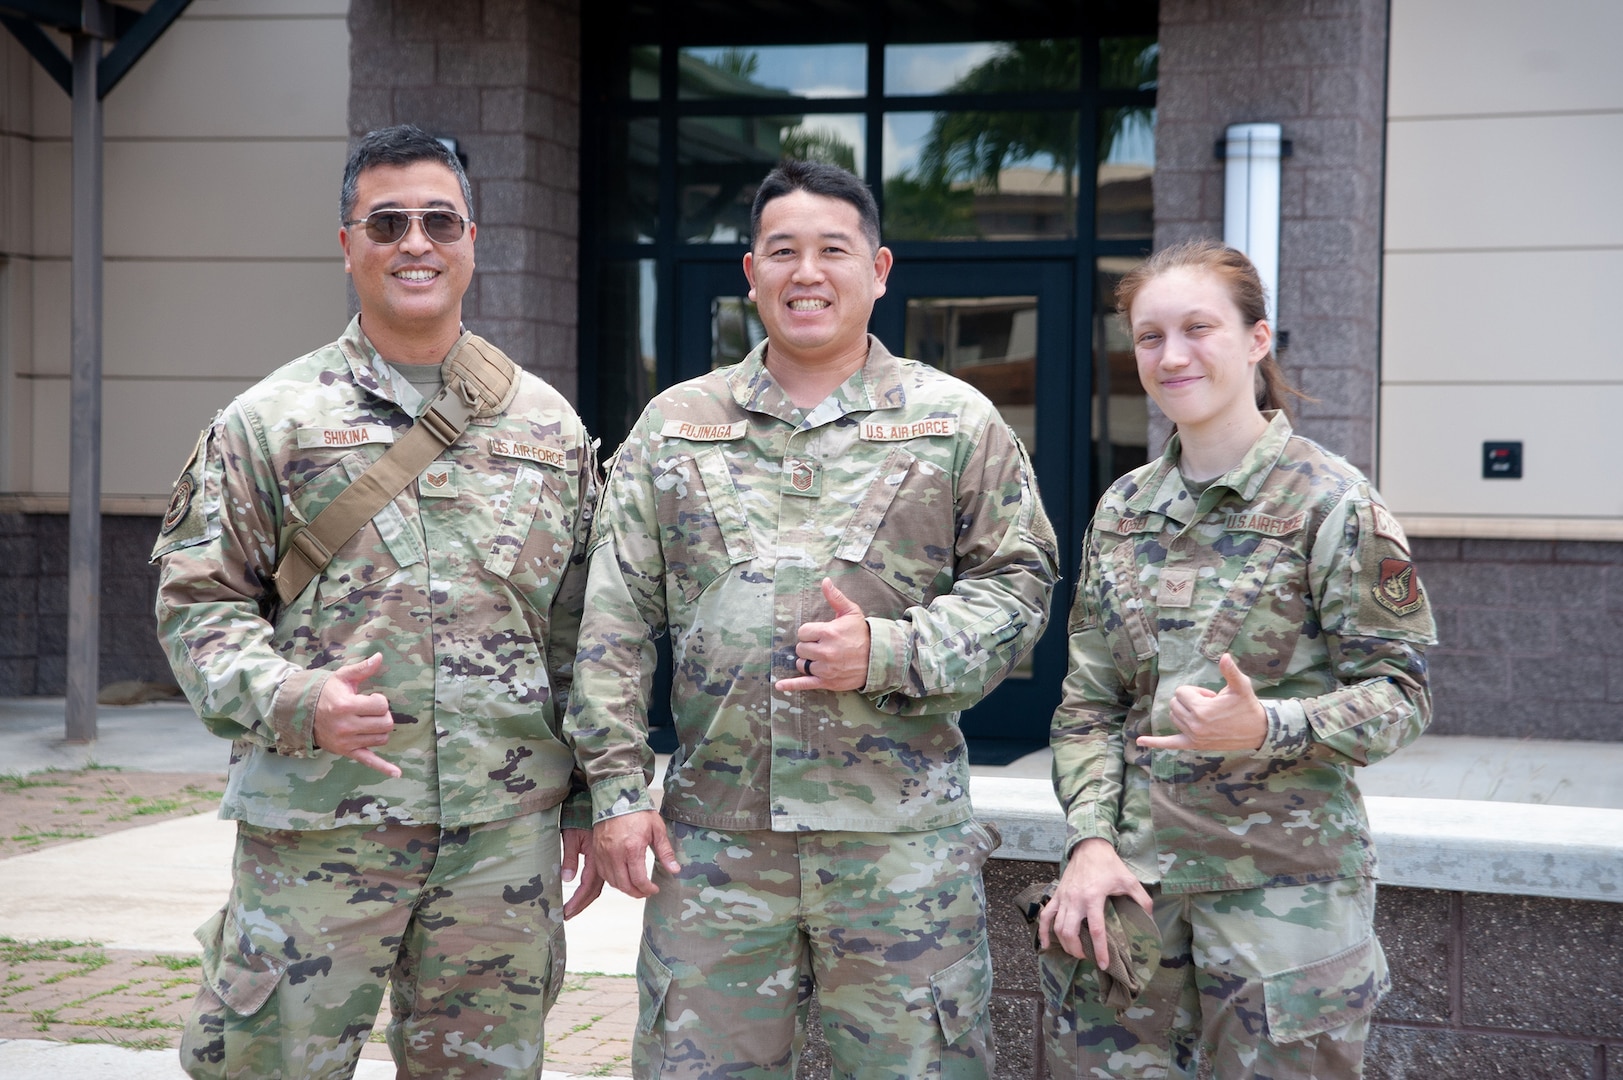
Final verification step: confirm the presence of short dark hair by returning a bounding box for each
[340,124,473,222]
[749,160,881,253]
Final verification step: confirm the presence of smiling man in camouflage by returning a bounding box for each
[567,159,1060,1078]
[152,125,600,1079]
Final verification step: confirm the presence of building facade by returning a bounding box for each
[1,0,1618,745]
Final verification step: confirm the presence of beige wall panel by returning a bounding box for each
[1382,249,1623,384]
[30,142,68,258]
[2,33,34,133]
[29,376,256,496]
[32,139,348,259]
[28,43,69,139]
[28,258,66,375]
[1,258,34,490]
[1385,113,1623,251]
[106,261,351,378]
[31,258,348,378]
[30,141,67,257]
[27,7,348,137]
[1379,384,1623,518]
[105,18,349,138]
[0,133,31,255]
[190,0,349,16]
[1390,0,1623,117]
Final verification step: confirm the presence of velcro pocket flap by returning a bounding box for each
[1263,933,1388,1045]
[194,907,288,1018]
[636,936,675,1036]
[692,446,754,566]
[929,936,994,1045]
[833,447,914,565]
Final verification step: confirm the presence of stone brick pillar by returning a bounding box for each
[347,0,582,399]
[1153,0,1388,472]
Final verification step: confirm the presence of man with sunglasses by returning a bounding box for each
[152,124,600,1080]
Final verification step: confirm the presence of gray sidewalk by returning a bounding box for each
[3,696,1621,1080]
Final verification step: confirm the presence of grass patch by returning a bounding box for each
[0,937,106,964]
[0,773,71,792]
[7,828,95,846]
[138,954,201,972]
[69,1033,172,1051]
[77,1008,184,1032]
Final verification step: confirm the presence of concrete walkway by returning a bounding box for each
[3,697,1620,1079]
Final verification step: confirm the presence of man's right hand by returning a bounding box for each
[593,810,681,898]
[1037,838,1153,967]
[313,653,400,778]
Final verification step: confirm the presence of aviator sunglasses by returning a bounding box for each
[344,208,472,245]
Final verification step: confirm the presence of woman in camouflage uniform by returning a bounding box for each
[1036,240,1436,1078]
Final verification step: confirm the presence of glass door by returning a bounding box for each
[677,257,1080,751]
[873,260,1077,748]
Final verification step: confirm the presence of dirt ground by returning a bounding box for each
[0,769,227,858]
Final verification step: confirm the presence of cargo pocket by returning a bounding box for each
[636,937,674,1036]
[1263,933,1389,1045]
[1038,948,1084,1018]
[930,936,994,1047]
[634,937,675,1077]
[543,919,568,1014]
[194,906,288,1018]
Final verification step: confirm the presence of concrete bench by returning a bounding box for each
[968,777,1623,1079]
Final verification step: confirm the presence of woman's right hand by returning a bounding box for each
[1037,838,1154,966]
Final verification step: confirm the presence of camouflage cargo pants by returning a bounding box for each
[1040,877,1387,1079]
[635,819,1000,1079]
[179,807,566,1080]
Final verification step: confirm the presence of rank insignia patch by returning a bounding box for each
[1373,557,1423,616]
[1158,567,1196,608]
[782,458,821,497]
[420,464,456,497]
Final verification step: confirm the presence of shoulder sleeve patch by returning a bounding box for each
[1371,557,1424,617]
[1343,495,1435,639]
[150,427,220,561]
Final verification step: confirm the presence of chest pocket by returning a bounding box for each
[290,452,424,610]
[654,445,754,603]
[1096,535,1159,678]
[485,464,576,614]
[1196,536,1289,664]
[833,447,955,607]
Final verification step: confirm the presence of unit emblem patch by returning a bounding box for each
[1373,557,1423,616]
[161,473,196,535]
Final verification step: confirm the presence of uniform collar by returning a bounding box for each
[729,334,908,426]
[1127,411,1295,520]
[338,314,463,416]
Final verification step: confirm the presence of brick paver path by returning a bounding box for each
[0,938,639,1074]
[0,770,638,1077]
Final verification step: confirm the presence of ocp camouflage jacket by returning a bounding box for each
[1052,412,1437,893]
[152,316,597,831]
[568,336,1060,833]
